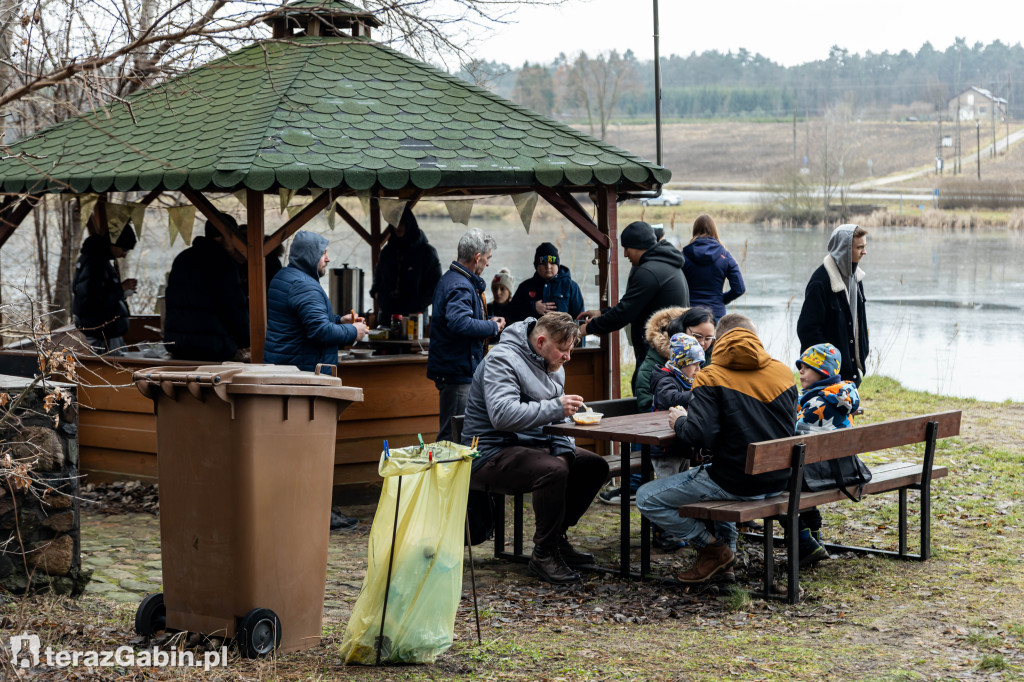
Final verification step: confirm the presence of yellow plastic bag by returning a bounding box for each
[340,441,474,664]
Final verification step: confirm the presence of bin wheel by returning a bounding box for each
[237,608,281,658]
[134,593,166,636]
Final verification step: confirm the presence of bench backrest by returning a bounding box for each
[745,410,962,475]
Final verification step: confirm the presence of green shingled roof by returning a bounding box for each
[0,35,669,195]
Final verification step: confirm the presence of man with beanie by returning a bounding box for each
[265,230,368,531]
[796,225,869,386]
[578,221,689,388]
[72,223,138,354]
[636,314,798,583]
[370,205,442,325]
[164,218,250,361]
[507,242,584,324]
[428,228,505,442]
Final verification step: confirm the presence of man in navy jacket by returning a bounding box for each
[265,231,367,371]
[427,228,505,442]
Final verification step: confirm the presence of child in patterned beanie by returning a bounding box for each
[793,342,861,567]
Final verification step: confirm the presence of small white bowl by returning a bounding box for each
[572,411,603,425]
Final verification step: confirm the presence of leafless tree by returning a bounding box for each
[558,49,638,140]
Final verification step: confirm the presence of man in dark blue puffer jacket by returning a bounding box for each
[265,230,367,371]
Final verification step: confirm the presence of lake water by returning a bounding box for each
[3,209,1022,401]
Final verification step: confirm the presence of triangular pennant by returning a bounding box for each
[105,203,131,241]
[325,202,337,230]
[168,218,179,246]
[444,199,474,226]
[233,190,247,208]
[279,188,295,213]
[78,195,98,231]
[128,202,147,236]
[358,193,371,218]
[286,202,307,219]
[379,198,408,228]
[511,192,539,233]
[168,205,197,246]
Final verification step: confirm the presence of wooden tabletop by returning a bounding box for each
[544,412,676,446]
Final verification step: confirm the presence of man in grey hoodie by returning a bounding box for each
[462,312,609,584]
[797,224,869,386]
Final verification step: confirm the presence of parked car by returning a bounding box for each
[640,191,682,206]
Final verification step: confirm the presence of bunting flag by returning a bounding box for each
[78,194,98,231]
[105,203,132,241]
[168,205,197,245]
[357,193,371,218]
[233,190,247,208]
[279,188,295,213]
[286,203,305,219]
[511,192,539,233]
[128,202,147,237]
[325,198,338,230]
[444,199,474,226]
[379,198,407,227]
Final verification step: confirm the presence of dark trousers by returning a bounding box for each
[472,446,609,548]
[436,381,470,442]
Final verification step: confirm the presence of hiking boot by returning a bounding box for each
[598,486,635,505]
[676,540,735,583]
[557,534,595,567]
[798,528,829,568]
[738,520,763,533]
[529,545,581,584]
[330,511,359,531]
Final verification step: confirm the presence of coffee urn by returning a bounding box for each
[328,264,364,317]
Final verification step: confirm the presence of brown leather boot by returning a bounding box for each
[528,545,581,584]
[676,540,735,583]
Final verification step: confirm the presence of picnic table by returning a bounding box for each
[544,412,676,579]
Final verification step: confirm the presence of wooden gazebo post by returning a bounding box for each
[246,190,267,363]
[596,186,620,399]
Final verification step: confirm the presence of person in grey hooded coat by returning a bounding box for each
[462,312,609,585]
[796,224,869,386]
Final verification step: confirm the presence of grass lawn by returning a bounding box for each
[2,376,1022,680]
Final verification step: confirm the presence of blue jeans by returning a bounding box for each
[436,381,470,442]
[636,466,773,551]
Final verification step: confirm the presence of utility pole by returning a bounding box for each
[991,82,997,158]
[937,115,943,175]
[653,0,662,168]
[793,109,797,168]
[977,121,981,180]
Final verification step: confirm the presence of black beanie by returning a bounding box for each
[113,223,137,251]
[620,221,656,250]
[535,242,559,265]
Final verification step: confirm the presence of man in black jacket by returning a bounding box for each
[636,314,798,583]
[578,221,689,389]
[796,224,869,386]
[370,206,442,326]
[72,225,138,354]
[163,220,250,361]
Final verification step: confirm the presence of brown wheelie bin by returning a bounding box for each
[132,363,362,657]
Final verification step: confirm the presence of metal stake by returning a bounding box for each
[464,513,482,645]
[376,475,402,665]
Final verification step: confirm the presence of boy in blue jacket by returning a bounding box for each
[794,343,861,566]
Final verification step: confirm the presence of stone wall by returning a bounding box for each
[0,374,90,595]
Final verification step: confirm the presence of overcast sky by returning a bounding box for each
[471,0,1024,67]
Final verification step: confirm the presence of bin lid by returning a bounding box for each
[133,363,363,402]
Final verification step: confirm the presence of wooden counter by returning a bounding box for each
[0,341,609,490]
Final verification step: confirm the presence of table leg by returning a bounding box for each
[619,440,630,579]
[640,444,651,579]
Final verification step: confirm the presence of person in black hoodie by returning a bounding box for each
[578,221,689,389]
[370,206,442,325]
[72,224,138,354]
[163,219,250,361]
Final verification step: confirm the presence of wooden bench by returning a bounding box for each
[452,398,639,562]
[677,410,962,603]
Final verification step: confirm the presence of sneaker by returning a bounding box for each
[598,487,636,505]
[653,526,687,552]
[528,545,581,584]
[330,511,359,531]
[557,534,595,567]
[798,528,829,568]
[677,540,735,583]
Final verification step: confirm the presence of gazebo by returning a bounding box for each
[0,0,669,375]
[0,0,671,485]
